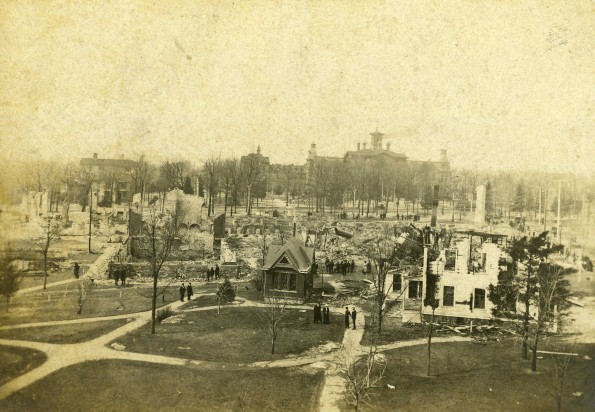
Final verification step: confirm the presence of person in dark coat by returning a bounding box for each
[351,307,357,329]
[215,264,220,280]
[344,307,350,328]
[179,283,186,302]
[323,305,330,324]
[209,267,214,281]
[314,303,321,324]
[186,283,193,300]
[73,262,80,279]
[350,260,355,273]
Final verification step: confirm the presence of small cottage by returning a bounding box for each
[262,238,315,303]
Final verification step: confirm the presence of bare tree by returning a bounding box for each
[357,224,396,335]
[0,255,22,312]
[240,155,265,216]
[31,214,63,290]
[160,160,190,190]
[124,155,154,208]
[546,340,576,412]
[529,264,574,372]
[76,278,87,315]
[341,343,387,411]
[223,158,241,216]
[426,294,440,376]
[202,156,221,216]
[258,297,287,354]
[136,205,181,334]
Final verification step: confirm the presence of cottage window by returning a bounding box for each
[271,271,297,291]
[288,273,297,291]
[474,288,486,309]
[408,281,423,299]
[443,286,454,306]
[393,274,402,292]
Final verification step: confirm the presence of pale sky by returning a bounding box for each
[0,0,593,174]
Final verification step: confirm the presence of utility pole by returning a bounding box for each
[88,189,93,254]
[557,180,562,244]
[538,187,542,225]
[543,188,548,232]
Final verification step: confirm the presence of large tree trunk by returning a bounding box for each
[151,267,158,334]
[522,271,530,360]
[271,336,276,354]
[427,307,435,376]
[531,329,540,372]
[43,250,48,290]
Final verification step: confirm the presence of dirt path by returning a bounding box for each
[0,297,473,408]
[318,306,365,412]
[0,298,189,400]
[14,278,80,296]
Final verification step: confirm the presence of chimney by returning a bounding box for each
[257,145,261,155]
[386,142,391,151]
[357,142,361,151]
[93,153,98,159]
[363,142,367,150]
[440,149,448,162]
[308,142,317,159]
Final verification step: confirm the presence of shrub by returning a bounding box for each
[156,307,174,323]
[217,278,236,302]
[252,275,264,292]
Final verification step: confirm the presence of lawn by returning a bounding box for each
[0,284,180,326]
[0,359,325,412]
[344,340,595,412]
[361,316,432,345]
[0,319,128,344]
[115,307,345,362]
[17,238,107,290]
[0,346,46,386]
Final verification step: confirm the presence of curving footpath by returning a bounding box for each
[0,296,472,410]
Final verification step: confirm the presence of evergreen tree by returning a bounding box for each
[488,232,563,361]
[216,278,236,314]
[0,256,21,312]
[182,175,194,195]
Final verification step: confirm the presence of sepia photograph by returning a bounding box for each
[0,1,593,411]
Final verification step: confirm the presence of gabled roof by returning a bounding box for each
[80,158,137,168]
[262,238,314,273]
[345,150,408,161]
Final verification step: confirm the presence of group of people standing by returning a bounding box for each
[313,303,331,324]
[344,306,357,329]
[205,264,220,281]
[324,258,355,276]
[179,283,193,301]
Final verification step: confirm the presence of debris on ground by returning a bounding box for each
[110,342,126,351]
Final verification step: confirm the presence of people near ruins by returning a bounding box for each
[186,282,193,300]
[350,259,355,273]
[179,283,186,302]
[73,262,80,279]
[351,307,357,329]
[344,306,350,328]
[323,304,330,324]
[215,264,220,280]
[313,302,321,324]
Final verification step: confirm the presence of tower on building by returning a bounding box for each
[370,128,384,151]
